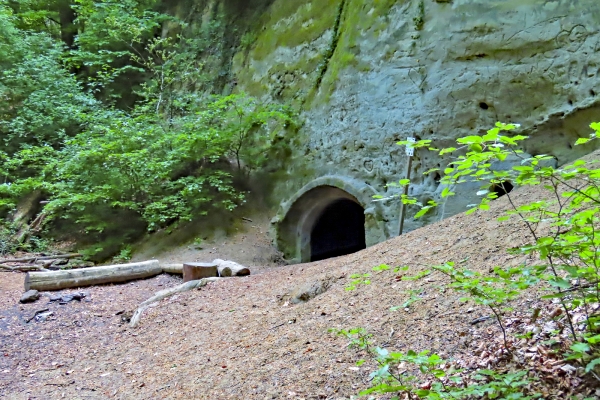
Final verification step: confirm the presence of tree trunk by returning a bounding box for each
[25,260,161,291]
[58,1,77,50]
[10,191,44,244]
[161,263,183,274]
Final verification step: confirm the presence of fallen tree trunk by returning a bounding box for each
[161,263,183,274]
[130,277,220,328]
[0,253,82,265]
[25,260,161,291]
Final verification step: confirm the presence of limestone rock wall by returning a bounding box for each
[228,0,600,258]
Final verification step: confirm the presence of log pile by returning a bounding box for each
[16,255,251,327]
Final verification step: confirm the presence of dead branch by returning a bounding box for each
[130,277,221,328]
[0,253,82,265]
[0,264,48,272]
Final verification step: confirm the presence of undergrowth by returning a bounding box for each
[338,122,600,398]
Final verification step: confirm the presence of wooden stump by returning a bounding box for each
[182,262,218,282]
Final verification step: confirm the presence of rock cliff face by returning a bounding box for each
[225,0,600,261]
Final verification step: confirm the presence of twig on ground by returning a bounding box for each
[0,265,48,272]
[0,253,82,264]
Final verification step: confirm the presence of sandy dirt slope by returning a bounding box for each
[0,158,598,399]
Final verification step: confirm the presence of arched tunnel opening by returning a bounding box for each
[275,180,385,263]
[310,198,366,262]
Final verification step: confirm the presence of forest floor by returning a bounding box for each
[2,158,600,399]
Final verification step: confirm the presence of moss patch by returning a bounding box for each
[251,0,340,61]
[310,0,401,105]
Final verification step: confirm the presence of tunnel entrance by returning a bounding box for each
[310,199,366,262]
[273,177,386,263]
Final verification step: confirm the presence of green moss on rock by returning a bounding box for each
[251,0,340,61]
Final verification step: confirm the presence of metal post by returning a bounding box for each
[398,137,415,236]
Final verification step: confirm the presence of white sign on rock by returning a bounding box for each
[406,137,416,156]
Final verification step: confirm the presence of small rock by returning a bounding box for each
[35,311,53,322]
[549,307,563,318]
[49,294,62,302]
[60,292,84,303]
[284,278,333,304]
[20,290,40,304]
[120,311,133,324]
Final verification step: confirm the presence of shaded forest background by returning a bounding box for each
[0,0,293,260]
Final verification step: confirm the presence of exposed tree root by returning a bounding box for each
[129,277,221,328]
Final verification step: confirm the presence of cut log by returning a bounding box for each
[130,277,220,327]
[24,260,161,291]
[162,263,183,274]
[182,262,218,282]
[213,259,250,277]
[0,253,82,265]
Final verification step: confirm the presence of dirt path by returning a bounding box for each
[0,169,596,399]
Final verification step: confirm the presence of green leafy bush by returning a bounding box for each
[340,122,600,397]
[0,0,295,257]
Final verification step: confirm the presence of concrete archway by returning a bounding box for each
[271,176,387,263]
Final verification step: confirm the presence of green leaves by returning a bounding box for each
[0,0,296,259]
[338,325,540,399]
[346,273,371,290]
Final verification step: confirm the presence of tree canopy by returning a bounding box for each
[0,0,294,258]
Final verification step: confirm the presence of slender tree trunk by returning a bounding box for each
[58,1,77,50]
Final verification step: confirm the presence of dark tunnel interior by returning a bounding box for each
[310,199,366,262]
[491,181,514,198]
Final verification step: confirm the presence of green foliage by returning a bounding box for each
[391,288,423,310]
[372,263,391,272]
[0,222,18,256]
[346,272,371,291]
[343,121,600,395]
[434,261,541,347]
[112,245,132,264]
[0,4,95,154]
[413,0,425,31]
[401,268,431,281]
[0,0,295,258]
[331,328,540,399]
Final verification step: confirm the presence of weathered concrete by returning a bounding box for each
[225,0,600,260]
